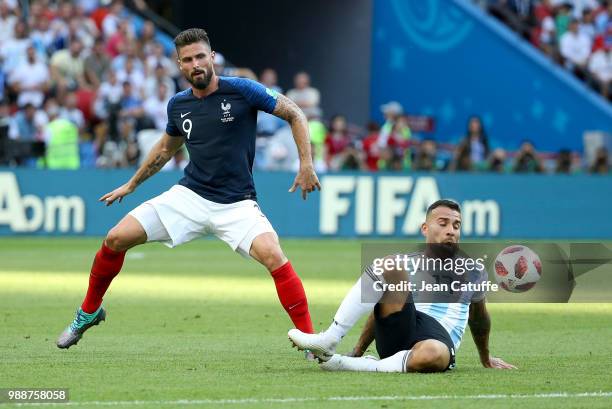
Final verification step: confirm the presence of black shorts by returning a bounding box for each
[374,303,456,370]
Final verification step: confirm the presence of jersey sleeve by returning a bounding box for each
[470,268,489,303]
[165,95,181,136]
[225,77,278,114]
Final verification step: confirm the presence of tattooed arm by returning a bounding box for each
[469,299,517,369]
[99,133,185,206]
[272,94,321,200]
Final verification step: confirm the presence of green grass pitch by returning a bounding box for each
[1,238,611,409]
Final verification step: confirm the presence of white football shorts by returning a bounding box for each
[128,185,275,258]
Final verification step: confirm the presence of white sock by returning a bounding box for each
[330,273,383,338]
[375,350,411,373]
[337,350,410,373]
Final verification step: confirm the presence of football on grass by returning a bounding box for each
[494,245,542,293]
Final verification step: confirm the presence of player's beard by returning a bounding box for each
[186,66,213,90]
[425,241,458,260]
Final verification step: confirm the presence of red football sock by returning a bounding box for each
[81,242,126,313]
[270,261,314,333]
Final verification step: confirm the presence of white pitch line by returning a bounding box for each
[5,391,612,407]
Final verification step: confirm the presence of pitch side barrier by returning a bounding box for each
[0,169,611,238]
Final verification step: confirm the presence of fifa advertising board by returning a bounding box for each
[0,170,610,239]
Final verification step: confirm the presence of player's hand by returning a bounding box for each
[346,347,365,357]
[482,356,517,369]
[99,183,135,206]
[289,164,321,200]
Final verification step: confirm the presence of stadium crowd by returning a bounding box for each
[0,0,609,174]
[482,0,612,99]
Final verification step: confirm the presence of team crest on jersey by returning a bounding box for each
[221,100,234,123]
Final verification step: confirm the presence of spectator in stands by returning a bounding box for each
[513,140,544,172]
[287,71,321,117]
[50,37,87,91]
[588,35,611,98]
[1,20,31,75]
[338,143,363,171]
[555,3,573,41]
[556,148,573,173]
[306,108,327,173]
[117,81,144,124]
[50,2,76,51]
[580,8,597,40]
[590,146,609,173]
[118,117,139,166]
[143,82,170,131]
[324,114,352,170]
[0,1,17,45]
[413,139,438,171]
[74,3,100,43]
[145,42,175,77]
[450,140,473,171]
[102,0,127,38]
[8,102,47,142]
[42,100,80,169]
[67,15,95,50]
[139,20,157,55]
[143,64,175,100]
[213,52,257,79]
[595,1,611,34]
[539,6,557,55]
[30,14,54,55]
[84,37,111,89]
[457,115,490,169]
[94,69,122,120]
[377,101,411,150]
[488,148,508,173]
[116,56,145,95]
[260,68,282,92]
[380,113,412,169]
[561,0,601,19]
[7,102,47,166]
[106,18,134,58]
[560,19,592,74]
[111,42,144,72]
[8,45,50,108]
[362,121,381,171]
[59,91,85,133]
[256,68,285,137]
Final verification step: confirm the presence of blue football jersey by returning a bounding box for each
[165,76,279,204]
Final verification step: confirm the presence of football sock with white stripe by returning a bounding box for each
[330,271,383,338]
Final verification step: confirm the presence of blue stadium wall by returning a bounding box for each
[1,170,611,239]
[370,0,612,151]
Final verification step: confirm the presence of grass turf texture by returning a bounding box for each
[1,238,611,409]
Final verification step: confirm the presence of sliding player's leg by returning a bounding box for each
[288,259,407,358]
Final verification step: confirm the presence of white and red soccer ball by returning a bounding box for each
[494,245,542,293]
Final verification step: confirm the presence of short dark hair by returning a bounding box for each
[427,199,461,215]
[174,28,211,53]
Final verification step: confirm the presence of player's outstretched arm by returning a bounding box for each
[272,94,321,200]
[99,133,184,206]
[468,299,517,369]
[347,313,376,357]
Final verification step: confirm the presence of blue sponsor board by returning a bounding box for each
[0,169,610,239]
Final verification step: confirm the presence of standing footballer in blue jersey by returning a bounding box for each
[57,28,320,349]
[289,200,516,373]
